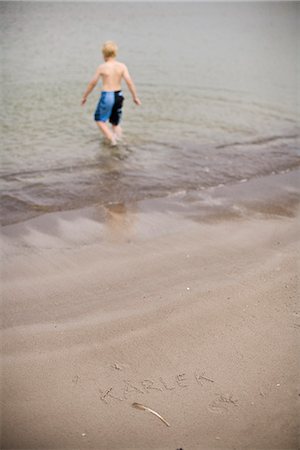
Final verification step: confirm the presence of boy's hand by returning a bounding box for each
[81,97,87,106]
[134,97,142,106]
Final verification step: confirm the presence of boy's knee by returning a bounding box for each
[96,121,107,128]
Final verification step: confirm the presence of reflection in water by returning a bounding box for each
[100,147,137,242]
[104,202,137,242]
[96,141,132,176]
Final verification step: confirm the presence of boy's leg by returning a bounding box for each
[96,121,117,145]
[112,124,123,140]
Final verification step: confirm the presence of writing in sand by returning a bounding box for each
[99,371,215,404]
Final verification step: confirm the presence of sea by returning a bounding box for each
[1,1,299,225]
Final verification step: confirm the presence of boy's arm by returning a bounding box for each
[122,65,141,106]
[81,65,102,105]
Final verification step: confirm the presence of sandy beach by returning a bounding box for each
[1,171,299,449]
[2,3,299,448]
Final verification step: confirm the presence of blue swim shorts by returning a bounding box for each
[94,90,124,125]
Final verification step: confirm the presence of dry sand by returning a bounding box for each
[1,171,299,449]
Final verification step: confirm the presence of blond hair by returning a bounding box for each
[102,41,118,58]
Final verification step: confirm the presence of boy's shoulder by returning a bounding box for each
[99,60,127,69]
[114,60,127,70]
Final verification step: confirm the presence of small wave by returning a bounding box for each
[0,161,106,181]
[216,134,299,150]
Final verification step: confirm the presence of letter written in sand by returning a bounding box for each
[141,379,163,393]
[99,387,123,404]
[122,380,144,399]
[159,377,176,391]
[176,373,189,388]
[194,371,215,386]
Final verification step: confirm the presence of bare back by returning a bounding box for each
[99,61,125,91]
[81,56,140,108]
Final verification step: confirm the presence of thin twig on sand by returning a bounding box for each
[132,402,170,427]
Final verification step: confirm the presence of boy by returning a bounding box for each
[81,41,141,146]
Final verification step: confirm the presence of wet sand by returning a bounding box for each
[1,171,299,449]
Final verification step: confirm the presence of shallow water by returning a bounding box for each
[1,2,299,225]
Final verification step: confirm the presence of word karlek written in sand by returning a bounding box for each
[99,371,214,404]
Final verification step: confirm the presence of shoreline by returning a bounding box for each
[2,168,300,236]
[1,163,299,228]
[1,169,299,449]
